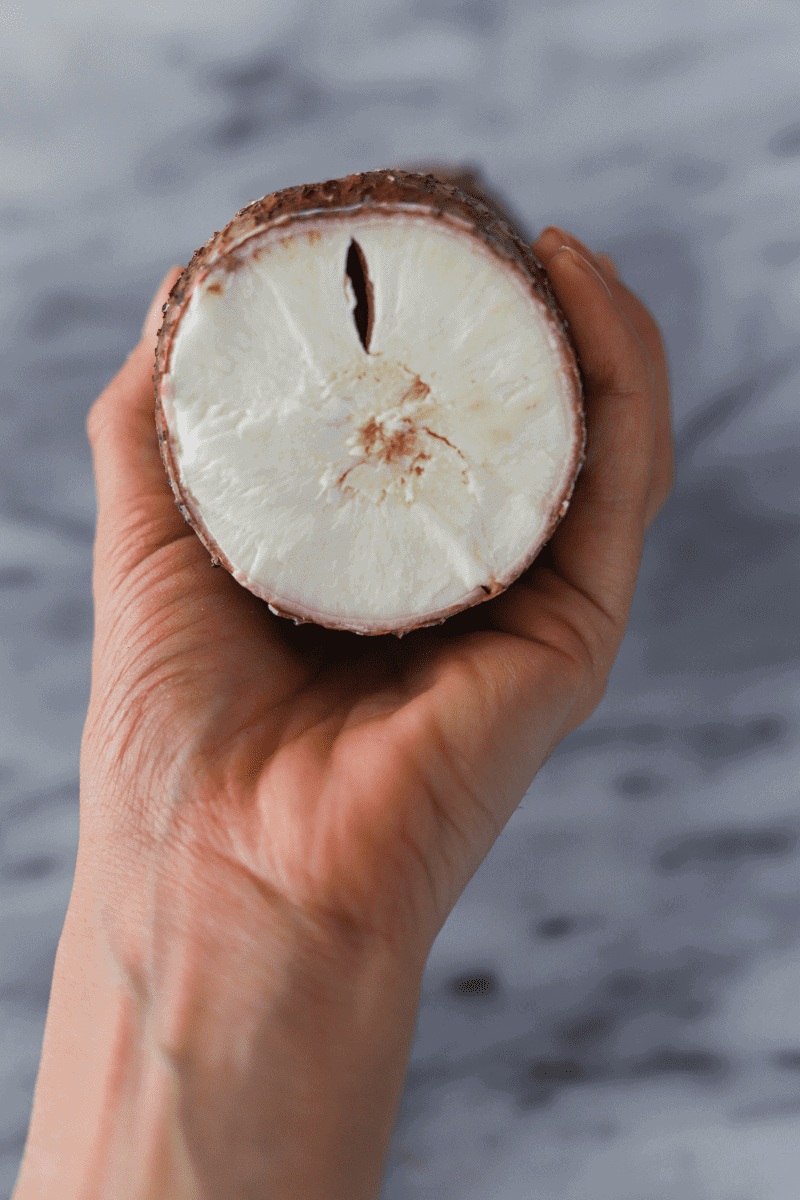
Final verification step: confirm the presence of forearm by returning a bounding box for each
[13,863,424,1200]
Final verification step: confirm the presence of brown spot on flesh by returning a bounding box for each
[401,377,430,405]
[359,416,380,457]
[379,423,417,464]
[206,282,223,295]
[336,417,434,491]
[221,252,248,274]
[356,415,423,466]
[344,376,435,471]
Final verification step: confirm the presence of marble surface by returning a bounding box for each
[2,1,800,1195]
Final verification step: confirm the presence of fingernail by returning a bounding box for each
[554,245,614,300]
[539,224,569,242]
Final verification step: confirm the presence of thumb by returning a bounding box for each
[86,265,186,585]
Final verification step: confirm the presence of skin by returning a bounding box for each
[13,219,673,1199]
[79,225,672,968]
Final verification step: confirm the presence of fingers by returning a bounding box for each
[548,242,654,542]
[86,265,188,585]
[594,251,619,280]
[491,230,663,680]
[534,227,674,527]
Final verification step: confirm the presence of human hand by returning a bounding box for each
[12,211,673,1200]
[80,222,673,989]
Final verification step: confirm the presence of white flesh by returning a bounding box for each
[160,213,580,630]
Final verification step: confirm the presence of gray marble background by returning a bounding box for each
[2,0,800,1196]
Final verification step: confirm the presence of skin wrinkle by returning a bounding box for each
[369,739,467,936]
[500,571,613,689]
[405,658,498,807]
[95,639,196,729]
[191,681,325,767]
[406,748,498,935]
[96,523,200,610]
[550,554,632,640]
[100,521,198,594]
[431,726,501,853]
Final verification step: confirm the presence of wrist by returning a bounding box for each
[147,867,425,1200]
[15,855,425,1200]
[173,940,422,1199]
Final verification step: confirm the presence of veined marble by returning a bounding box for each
[1,2,799,1196]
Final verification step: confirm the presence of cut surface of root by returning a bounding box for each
[155,172,584,635]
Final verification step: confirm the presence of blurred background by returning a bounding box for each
[2,1,800,1196]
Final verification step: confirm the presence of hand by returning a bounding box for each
[13,221,672,1200]
[80,225,673,985]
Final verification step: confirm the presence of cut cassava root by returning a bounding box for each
[154,169,585,636]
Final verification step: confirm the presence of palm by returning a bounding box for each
[94,511,577,954]
[84,228,672,959]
